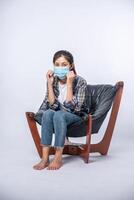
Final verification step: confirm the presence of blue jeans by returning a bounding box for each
[41,109,83,148]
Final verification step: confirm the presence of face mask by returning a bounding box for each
[54,66,70,80]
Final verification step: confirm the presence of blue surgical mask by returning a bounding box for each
[54,66,70,80]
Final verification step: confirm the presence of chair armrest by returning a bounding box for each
[25,112,35,119]
[115,81,124,90]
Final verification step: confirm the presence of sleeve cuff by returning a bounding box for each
[48,98,60,110]
[63,99,76,111]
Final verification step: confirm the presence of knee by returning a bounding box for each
[53,111,66,122]
[42,109,55,121]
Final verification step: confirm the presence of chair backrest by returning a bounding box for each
[86,83,117,133]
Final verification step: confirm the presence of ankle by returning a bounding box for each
[54,155,62,162]
[41,157,49,162]
[53,147,63,162]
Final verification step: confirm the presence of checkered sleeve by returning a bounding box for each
[63,78,87,113]
[46,82,60,110]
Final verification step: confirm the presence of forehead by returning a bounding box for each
[55,56,69,63]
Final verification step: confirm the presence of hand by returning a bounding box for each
[46,70,54,85]
[67,71,76,86]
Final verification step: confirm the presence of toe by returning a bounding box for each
[33,165,38,169]
[47,166,50,170]
[33,166,38,170]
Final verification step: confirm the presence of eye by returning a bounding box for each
[55,63,59,66]
[62,63,68,66]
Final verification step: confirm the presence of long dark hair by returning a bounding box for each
[53,50,77,74]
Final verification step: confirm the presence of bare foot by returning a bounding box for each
[33,159,49,170]
[47,159,62,170]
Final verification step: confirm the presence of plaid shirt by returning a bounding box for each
[34,75,89,123]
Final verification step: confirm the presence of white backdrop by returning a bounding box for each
[0,0,134,200]
[1,0,134,149]
[1,0,134,200]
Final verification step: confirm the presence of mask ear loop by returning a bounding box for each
[69,63,74,71]
[70,66,73,71]
[70,63,77,75]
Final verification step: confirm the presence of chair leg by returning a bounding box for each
[80,115,92,163]
[90,82,124,155]
[25,112,42,158]
[79,145,90,163]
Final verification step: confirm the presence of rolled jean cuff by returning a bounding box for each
[40,143,52,147]
[54,145,64,149]
[40,143,64,149]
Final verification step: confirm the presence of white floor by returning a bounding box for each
[0,132,134,200]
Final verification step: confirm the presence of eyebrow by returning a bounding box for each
[62,62,68,64]
[55,61,68,64]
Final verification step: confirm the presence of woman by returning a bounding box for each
[33,50,89,170]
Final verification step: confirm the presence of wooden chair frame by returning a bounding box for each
[25,81,124,163]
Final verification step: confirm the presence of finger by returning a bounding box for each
[69,71,74,76]
[47,70,53,77]
[47,70,53,74]
[71,71,75,75]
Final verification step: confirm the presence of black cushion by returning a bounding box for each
[66,84,117,137]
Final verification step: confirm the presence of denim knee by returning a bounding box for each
[53,110,66,123]
[41,109,55,146]
[42,109,55,123]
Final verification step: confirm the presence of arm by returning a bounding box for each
[47,83,55,105]
[63,74,87,112]
[46,70,60,110]
[46,70,55,105]
[66,84,74,102]
[63,71,76,110]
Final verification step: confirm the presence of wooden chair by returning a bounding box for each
[25,81,124,163]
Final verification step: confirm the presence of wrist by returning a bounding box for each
[67,85,73,89]
[48,82,53,87]
[67,82,73,87]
